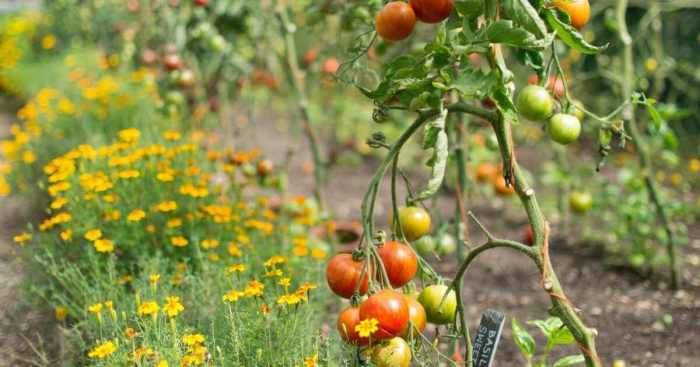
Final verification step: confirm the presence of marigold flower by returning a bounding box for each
[117,128,140,143]
[137,301,159,317]
[55,306,67,321]
[182,333,205,346]
[222,289,243,303]
[170,236,188,247]
[227,243,242,257]
[163,296,184,317]
[94,239,115,253]
[201,239,219,249]
[87,340,117,359]
[355,318,379,338]
[13,232,31,244]
[127,209,145,222]
[243,280,264,297]
[84,229,102,241]
[149,274,160,284]
[304,353,318,367]
[156,201,177,212]
[225,264,246,274]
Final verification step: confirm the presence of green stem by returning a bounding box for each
[275,4,326,212]
[616,0,680,289]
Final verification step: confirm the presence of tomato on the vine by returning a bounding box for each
[569,191,593,213]
[193,0,209,6]
[418,284,457,325]
[359,290,409,340]
[517,85,554,121]
[403,296,427,337]
[177,69,195,88]
[337,306,369,345]
[493,175,515,196]
[527,74,565,99]
[394,206,431,241]
[321,58,339,74]
[371,337,412,367]
[552,0,591,29]
[410,0,454,24]
[436,233,457,256]
[257,159,273,176]
[163,54,182,71]
[377,241,418,288]
[414,235,436,257]
[326,253,369,298]
[548,113,581,145]
[375,2,416,42]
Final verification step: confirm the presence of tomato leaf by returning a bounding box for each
[450,69,499,99]
[454,0,484,20]
[482,20,553,50]
[544,9,608,54]
[552,355,586,367]
[503,0,548,38]
[490,86,519,125]
[413,107,448,202]
[511,319,535,358]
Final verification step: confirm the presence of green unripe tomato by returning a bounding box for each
[435,233,457,256]
[391,206,432,241]
[548,113,581,145]
[517,85,554,121]
[568,191,593,213]
[418,285,457,325]
[571,100,586,121]
[414,235,436,257]
[371,337,412,367]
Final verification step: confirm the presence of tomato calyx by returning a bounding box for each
[351,248,366,262]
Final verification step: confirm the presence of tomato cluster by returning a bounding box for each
[375,0,454,42]
[326,207,458,365]
[517,78,582,145]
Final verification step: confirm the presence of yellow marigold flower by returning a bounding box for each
[227,243,242,257]
[156,361,168,367]
[41,34,56,50]
[265,269,283,278]
[137,301,159,317]
[201,239,219,249]
[207,253,220,262]
[88,303,103,316]
[225,264,246,274]
[118,169,140,179]
[304,353,318,367]
[156,201,177,212]
[171,236,188,247]
[146,224,156,233]
[260,303,270,314]
[166,218,182,228]
[127,209,146,222]
[103,210,121,221]
[22,150,35,163]
[292,246,309,257]
[292,237,308,247]
[87,340,117,359]
[118,274,133,284]
[244,280,264,297]
[222,289,243,303]
[84,229,102,241]
[311,248,327,260]
[118,128,140,143]
[355,318,379,338]
[278,277,291,287]
[149,274,161,284]
[50,197,67,210]
[104,301,113,310]
[13,232,31,244]
[163,130,181,141]
[182,334,205,346]
[264,255,286,267]
[102,194,117,203]
[163,296,184,317]
[157,171,175,182]
[94,239,115,253]
[55,306,67,321]
[48,181,70,196]
[276,294,302,306]
[298,283,318,293]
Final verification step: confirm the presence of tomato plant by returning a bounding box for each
[371,337,412,367]
[548,113,581,145]
[418,284,457,325]
[337,306,370,346]
[403,296,427,337]
[394,206,432,241]
[375,2,417,42]
[409,0,454,24]
[517,85,554,121]
[552,0,591,29]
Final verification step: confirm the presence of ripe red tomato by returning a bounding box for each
[257,159,273,176]
[493,175,515,196]
[548,113,581,145]
[371,337,412,367]
[321,58,339,74]
[359,290,409,340]
[410,0,454,23]
[326,253,369,298]
[403,296,427,337]
[394,206,431,241]
[375,2,416,42]
[337,306,370,345]
[303,48,318,66]
[193,0,208,6]
[377,241,417,288]
[163,54,182,71]
[552,0,591,29]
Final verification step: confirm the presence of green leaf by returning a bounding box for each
[454,0,484,20]
[503,0,548,38]
[483,20,552,49]
[645,103,662,130]
[450,69,499,99]
[413,108,449,202]
[549,324,576,345]
[527,317,563,337]
[552,355,585,367]
[490,86,519,125]
[543,9,608,54]
[511,319,535,358]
